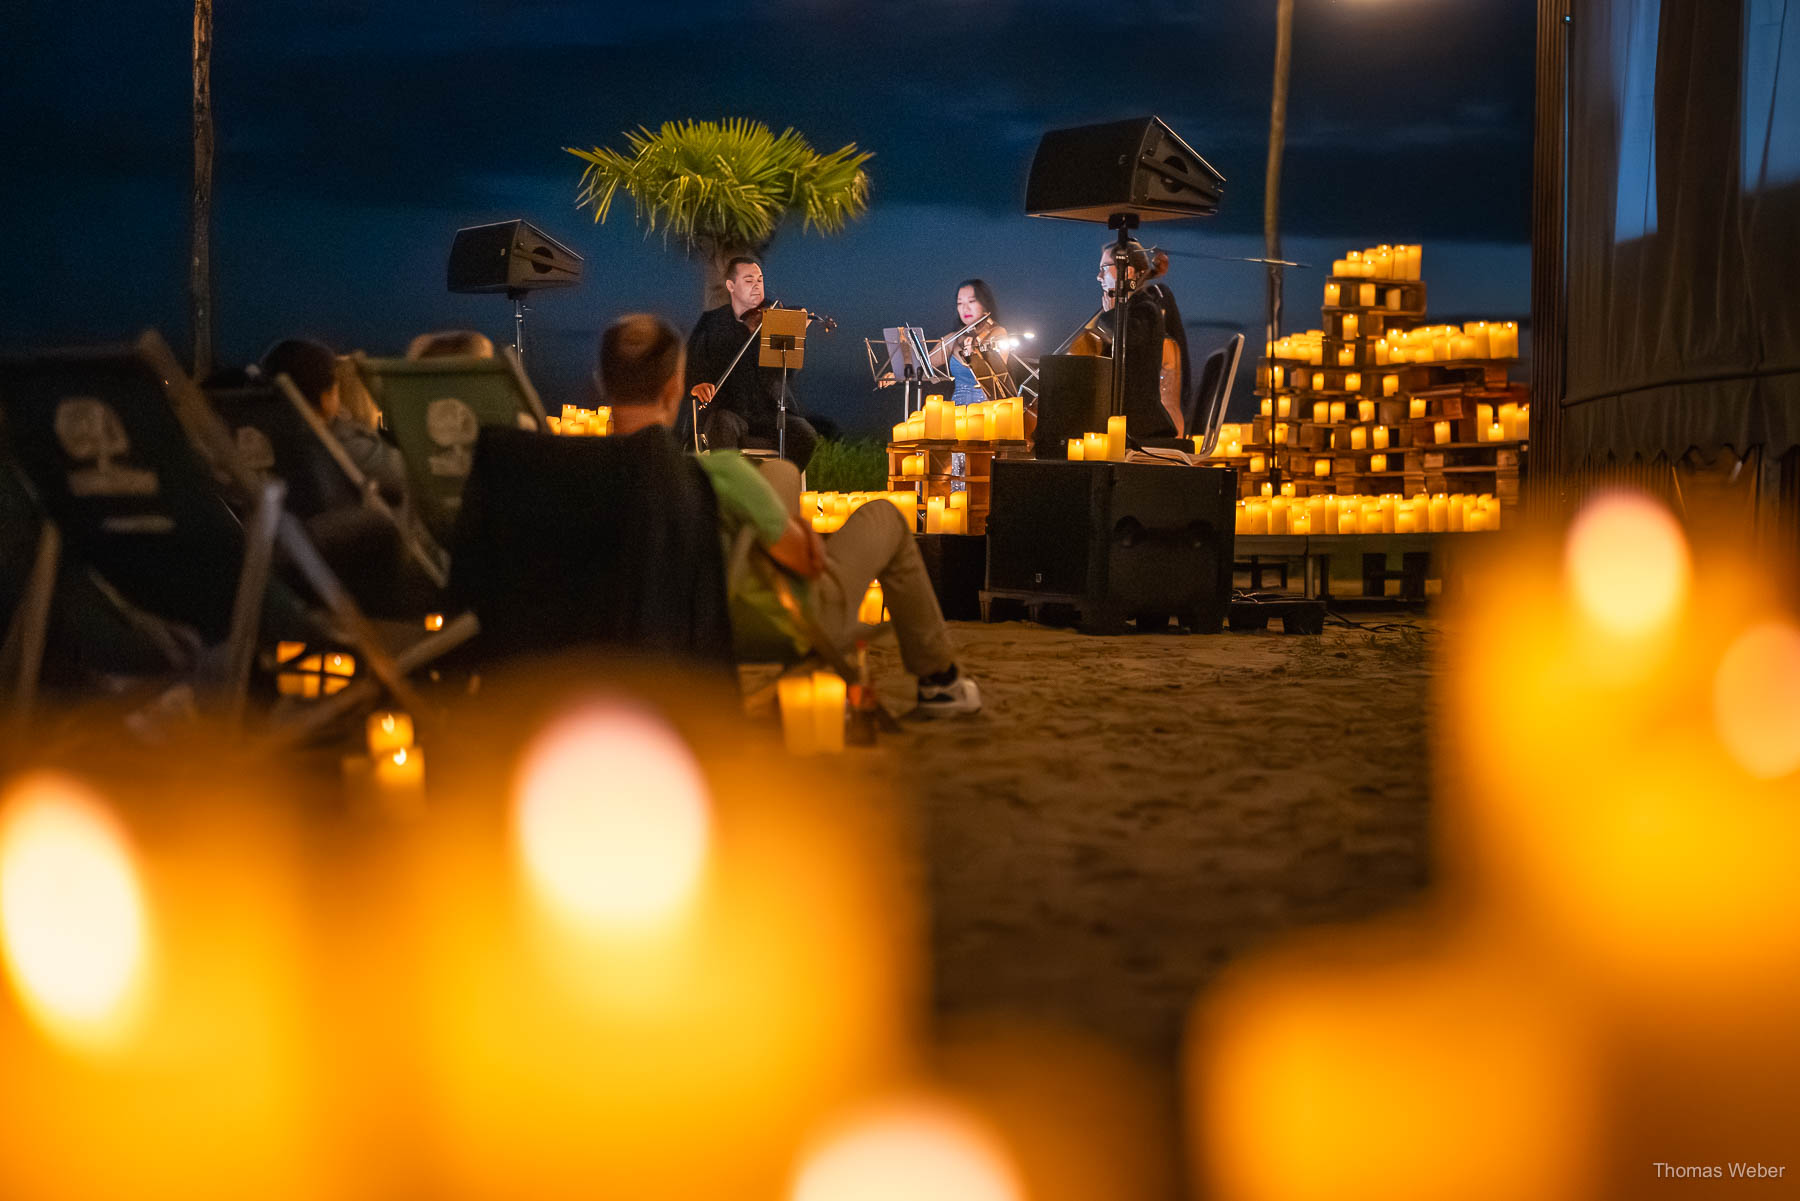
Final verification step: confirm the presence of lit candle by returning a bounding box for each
[1067,438,1084,461]
[366,711,414,757]
[1465,321,1492,358]
[1107,415,1127,460]
[1260,397,1273,416]
[373,743,426,802]
[925,496,944,534]
[1492,321,1519,358]
[1358,283,1376,307]
[1370,453,1388,473]
[1350,426,1367,450]
[1339,503,1359,534]
[1372,339,1389,365]
[1386,288,1402,310]
[1315,458,1331,477]
[1451,335,1478,361]
[1329,401,1347,423]
[1435,420,1452,444]
[1291,510,1312,535]
[1324,281,1340,305]
[1382,374,1399,397]
[1276,396,1292,419]
[1429,493,1448,532]
[1477,403,1494,431]
[1356,399,1374,422]
[777,672,817,755]
[1268,497,1289,535]
[891,421,910,444]
[1396,501,1419,534]
[1313,402,1330,424]
[954,415,969,440]
[1373,425,1389,449]
[1312,371,1327,391]
[1245,500,1269,534]
[1273,423,1289,445]
[1342,313,1359,341]
[1488,421,1505,444]
[1273,366,1285,388]
[857,582,885,625]
[1281,482,1296,498]
[1249,454,1266,474]
[1379,495,1397,533]
[923,397,946,440]
[1410,398,1427,419]
[1085,432,1110,461]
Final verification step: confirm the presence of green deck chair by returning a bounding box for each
[355,348,549,545]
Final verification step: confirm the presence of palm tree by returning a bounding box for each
[567,119,872,308]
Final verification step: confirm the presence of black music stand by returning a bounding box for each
[756,307,809,460]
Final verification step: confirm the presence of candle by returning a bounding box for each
[1313,458,1330,477]
[1329,401,1347,423]
[1067,438,1084,460]
[777,672,817,754]
[1435,420,1452,444]
[1373,425,1389,449]
[1276,396,1292,419]
[1396,501,1419,534]
[925,496,944,534]
[1429,494,1449,533]
[1280,483,1297,498]
[366,711,414,757]
[1358,283,1376,308]
[1357,399,1374,422]
[1370,453,1387,473]
[1452,335,1478,360]
[1312,372,1326,391]
[1379,495,1397,533]
[1410,398,1427,419]
[857,582,885,624]
[1273,366,1285,388]
[1245,500,1269,535]
[1260,397,1273,416]
[1339,504,1359,534]
[1477,403,1494,431]
[1085,432,1110,461]
[1313,402,1330,424]
[423,613,444,632]
[1491,321,1519,358]
[1350,426,1368,450]
[1335,346,1353,368]
[1249,454,1266,474]
[1324,281,1340,305]
[1465,321,1492,358]
[1107,415,1127,460]
[891,421,909,443]
[1290,510,1312,535]
[1225,438,1242,456]
[923,397,946,440]
[1488,421,1505,444]
[1382,374,1399,397]
[954,415,969,440]
[1387,288,1402,310]
[1268,497,1289,535]
[1467,504,1488,532]
[1342,313,1359,341]
[1372,339,1389,365]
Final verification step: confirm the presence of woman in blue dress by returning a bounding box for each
[937,279,1012,407]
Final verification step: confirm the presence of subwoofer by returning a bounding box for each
[1025,116,1225,223]
[446,219,583,295]
[984,459,1236,633]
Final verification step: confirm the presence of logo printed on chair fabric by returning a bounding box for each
[54,397,159,498]
[425,397,479,479]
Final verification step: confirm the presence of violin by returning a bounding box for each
[740,300,838,334]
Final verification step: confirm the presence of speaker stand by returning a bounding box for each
[508,290,529,363]
[1105,213,1142,422]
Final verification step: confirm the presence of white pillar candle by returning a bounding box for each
[1410,398,1427,419]
[1274,423,1289,445]
[1260,397,1273,416]
[1342,312,1359,341]
[1273,366,1285,388]
[1338,346,1356,367]
[1382,374,1399,397]
[925,496,944,533]
[1358,283,1376,307]
[1324,281,1340,305]
[1315,458,1331,477]
[1084,431,1109,461]
[1435,420,1453,444]
[1312,371,1327,391]
[1067,437,1084,460]
[1249,454,1266,473]
[1277,396,1292,419]
[1357,399,1375,422]
[1373,425,1389,450]
[1107,415,1128,460]
[1329,401,1347,423]
[1370,453,1387,473]
[1350,426,1368,450]
[1313,401,1330,424]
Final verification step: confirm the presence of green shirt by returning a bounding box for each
[695,451,810,658]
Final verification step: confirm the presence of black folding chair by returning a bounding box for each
[0,330,472,738]
[1184,332,1246,455]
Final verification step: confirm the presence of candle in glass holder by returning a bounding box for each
[1324,281,1340,305]
[1350,426,1367,450]
[1370,453,1388,473]
[1342,313,1359,340]
[1410,397,1427,419]
[1435,420,1452,444]
[1329,401,1347,423]
[1373,425,1389,449]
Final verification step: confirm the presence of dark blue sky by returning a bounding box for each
[4,0,1535,433]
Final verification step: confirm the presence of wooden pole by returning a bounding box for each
[190,0,215,377]
[1264,0,1295,486]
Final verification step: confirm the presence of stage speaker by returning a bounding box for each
[447,219,583,295]
[1025,116,1225,223]
[985,459,1236,633]
[1032,354,1110,458]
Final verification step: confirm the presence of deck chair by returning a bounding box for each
[0,330,473,737]
[447,424,735,671]
[356,348,549,546]
[209,376,448,591]
[1183,332,1245,455]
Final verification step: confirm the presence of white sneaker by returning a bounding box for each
[916,672,982,717]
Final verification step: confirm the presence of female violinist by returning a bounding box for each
[932,279,1013,407]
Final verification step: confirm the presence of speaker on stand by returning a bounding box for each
[446,219,584,365]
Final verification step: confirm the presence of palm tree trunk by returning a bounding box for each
[190,0,215,377]
[1264,0,1294,357]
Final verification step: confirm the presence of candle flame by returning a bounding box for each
[1564,492,1690,638]
[1713,621,1800,779]
[0,773,149,1049]
[790,1097,1023,1201]
[512,700,711,935]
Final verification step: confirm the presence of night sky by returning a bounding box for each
[4,0,1536,435]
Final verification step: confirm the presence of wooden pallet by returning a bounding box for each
[887,439,1031,535]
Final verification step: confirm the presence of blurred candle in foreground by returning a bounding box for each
[1712,622,1800,779]
[790,1095,1023,1201]
[513,700,712,934]
[1564,492,1690,639]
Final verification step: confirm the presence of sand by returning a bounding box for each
[864,616,1438,1070]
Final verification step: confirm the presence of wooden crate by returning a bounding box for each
[886,439,1031,535]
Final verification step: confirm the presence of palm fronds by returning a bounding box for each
[566,119,873,252]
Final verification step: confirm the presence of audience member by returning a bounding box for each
[406,329,495,360]
[601,314,981,716]
[262,339,408,507]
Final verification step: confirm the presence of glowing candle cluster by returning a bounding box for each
[777,670,849,756]
[1236,492,1502,535]
[548,404,613,436]
[893,397,1026,443]
[1329,243,1422,280]
[801,491,920,534]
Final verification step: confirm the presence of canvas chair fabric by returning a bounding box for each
[448,424,735,671]
[356,350,548,545]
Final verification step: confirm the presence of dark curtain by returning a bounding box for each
[1560,0,1800,464]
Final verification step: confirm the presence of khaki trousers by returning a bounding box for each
[760,461,955,678]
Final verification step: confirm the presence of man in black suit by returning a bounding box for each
[683,256,819,469]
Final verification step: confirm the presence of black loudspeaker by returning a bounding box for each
[1032,354,1110,458]
[916,533,987,621]
[447,220,583,295]
[985,460,1236,633]
[1025,117,1225,223]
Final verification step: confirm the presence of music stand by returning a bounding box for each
[866,326,953,422]
[757,307,809,459]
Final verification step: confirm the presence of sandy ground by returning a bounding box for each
[864,616,1438,1074]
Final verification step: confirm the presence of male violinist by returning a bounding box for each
[684,256,819,469]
